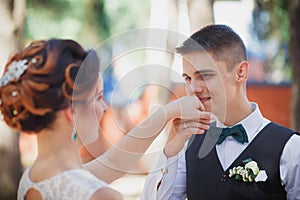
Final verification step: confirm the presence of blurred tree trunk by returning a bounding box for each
[289,0,300,132]
[186,0,214,33]
[0,0,25,199]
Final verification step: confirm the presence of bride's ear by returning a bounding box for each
[64,107,74,125]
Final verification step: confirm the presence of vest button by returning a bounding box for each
[221,174,227,182]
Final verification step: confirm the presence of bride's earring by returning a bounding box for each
[72,125,77,141]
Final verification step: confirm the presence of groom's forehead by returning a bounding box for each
[181,52,219,71]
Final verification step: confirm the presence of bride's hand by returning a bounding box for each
[165,96,210,120]
[163,96,212,158]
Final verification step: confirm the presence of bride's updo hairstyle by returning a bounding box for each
[0,39,99,133]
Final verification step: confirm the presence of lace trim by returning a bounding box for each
[18,167,108,200]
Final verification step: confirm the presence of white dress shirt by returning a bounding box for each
[141,103,300,200]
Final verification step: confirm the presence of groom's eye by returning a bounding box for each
[184,76,191,83]
[200,73,213,79]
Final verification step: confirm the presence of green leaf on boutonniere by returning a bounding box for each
[234,174,242,180]
[242,158,253,165]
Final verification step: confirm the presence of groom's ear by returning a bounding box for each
[64,107,74,125]
[235,61,248,84]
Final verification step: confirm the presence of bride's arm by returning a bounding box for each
[83,96,210,183]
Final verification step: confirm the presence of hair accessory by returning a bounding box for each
[11,90,19,97]
[12,110,18,115]
[0,59,28,87]
[31,58,37,64]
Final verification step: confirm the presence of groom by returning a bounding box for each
[142,24,300,199]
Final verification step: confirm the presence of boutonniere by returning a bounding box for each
[228,158,268,182]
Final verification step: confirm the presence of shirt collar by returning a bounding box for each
[213,103,270,141]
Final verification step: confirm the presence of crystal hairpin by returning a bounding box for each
[0,59,28,87]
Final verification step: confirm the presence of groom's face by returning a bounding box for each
[181,51,237,121]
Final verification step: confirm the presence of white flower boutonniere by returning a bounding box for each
[228,158,268,182]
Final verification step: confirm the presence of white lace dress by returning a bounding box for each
[17,167,108,200]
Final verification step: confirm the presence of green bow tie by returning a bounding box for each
[216,124,248,145]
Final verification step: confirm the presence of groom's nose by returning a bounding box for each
[189,79,206,94]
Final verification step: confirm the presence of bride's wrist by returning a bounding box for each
[164,102,179,122]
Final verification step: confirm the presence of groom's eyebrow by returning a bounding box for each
[194,69,217,75]
[182,69,217,77]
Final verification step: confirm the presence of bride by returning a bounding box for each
[0,39,211,200]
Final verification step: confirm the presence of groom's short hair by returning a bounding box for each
[176,24,247,71]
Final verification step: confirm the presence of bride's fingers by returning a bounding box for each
[181,118,211,125]
[183,127,205,135]
[198,111,213,120]
[181,121,210,131]
[171,128,205,140]
[199,118,211,125]
[185,110,213,122]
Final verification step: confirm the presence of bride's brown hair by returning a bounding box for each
[0,39,99,132]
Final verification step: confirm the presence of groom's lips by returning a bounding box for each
[197,96,211,103]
